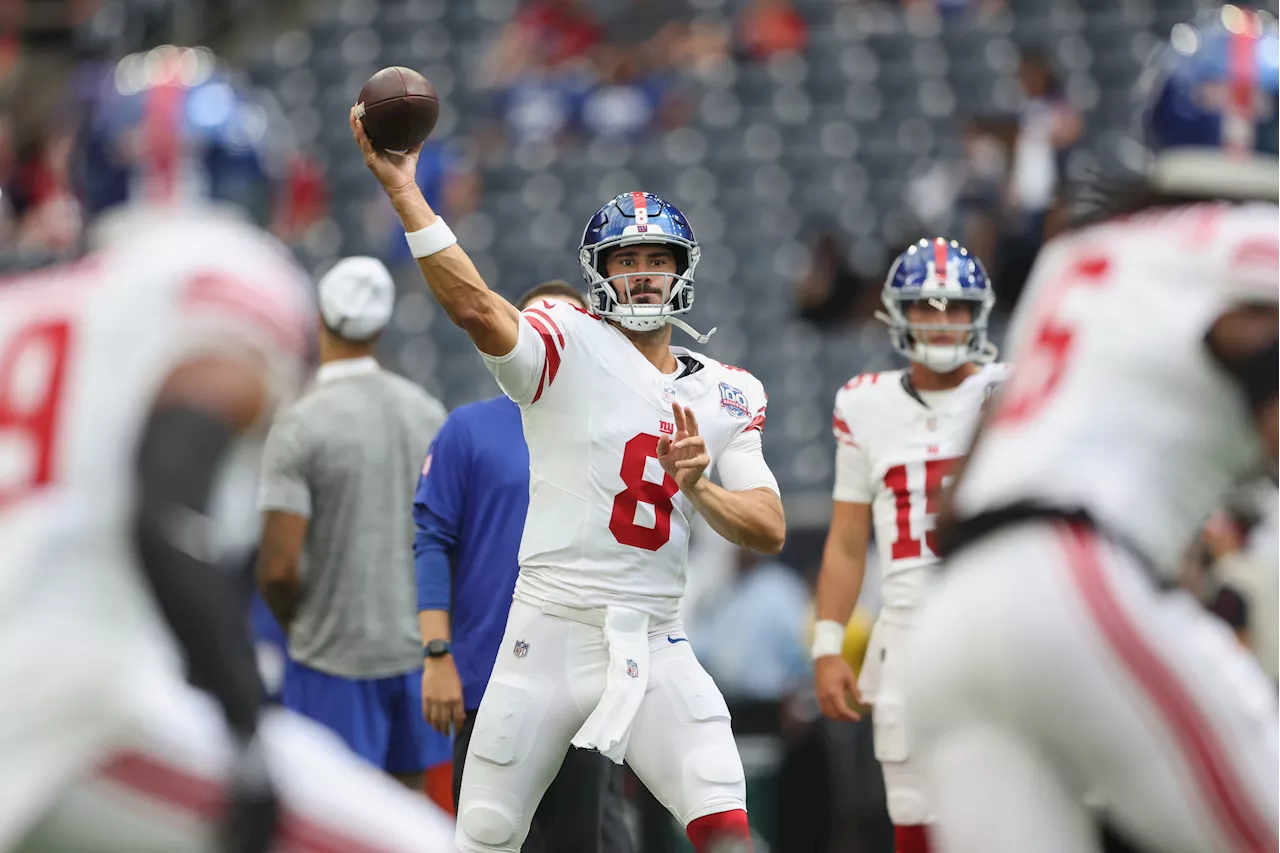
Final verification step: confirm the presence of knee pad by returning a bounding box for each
[886,787,930,827]
[457,791,520,850]
[681,740,747,813]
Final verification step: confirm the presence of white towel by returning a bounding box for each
[570,606,650,764]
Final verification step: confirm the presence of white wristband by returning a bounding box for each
[405,218,457,258]
[811,619,846,660]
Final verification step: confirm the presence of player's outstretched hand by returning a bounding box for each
[350,106,422,198]
[814,653,862,722]
[657,405,709,492]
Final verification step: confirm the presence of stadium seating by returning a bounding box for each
[248,0,1197,518]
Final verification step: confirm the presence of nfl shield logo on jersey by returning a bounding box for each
[719,382,749,419]
[513,640,529,658]
[626,658,639,678]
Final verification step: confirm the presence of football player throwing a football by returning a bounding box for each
[353,106,785,853]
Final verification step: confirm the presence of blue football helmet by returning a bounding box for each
[1138,4,1279,198]
[876,238,997,373]
[78,45,296,228]
[578,191,714,342]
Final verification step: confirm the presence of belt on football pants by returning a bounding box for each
[937,503,1177,593]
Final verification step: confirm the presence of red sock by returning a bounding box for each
[686,809,752,852]
[895,824,930,853]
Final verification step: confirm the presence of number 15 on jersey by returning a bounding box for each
[884,457,958,561]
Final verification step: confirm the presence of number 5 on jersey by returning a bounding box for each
[884,457,958,560]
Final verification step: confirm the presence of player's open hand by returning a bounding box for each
[815,653,863,722]
[350,106,422,197]
[657,405,709,492]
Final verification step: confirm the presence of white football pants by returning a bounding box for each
[455,598,746,853]
[858,608,934,827]
[904,521,1278,853]
[12,670,457,852]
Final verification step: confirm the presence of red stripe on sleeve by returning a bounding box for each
[745,405,767,433]
[525,307,564,348]
[525,314,562,403]
[833,412,858,447]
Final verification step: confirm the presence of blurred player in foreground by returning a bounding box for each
[812,238,1005,853]
[0,47,454,852]
[353,105,786,852]
[903,7,1279,852]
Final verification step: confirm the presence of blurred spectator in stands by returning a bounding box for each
[480,0,601,90]
[272,151,329,246]
[604,0,692,70]
[381,140,479,264]
[601,0,730,79]
[899,0,1007,20]
[578,46,688,139]
[795,230,880,329]
[738,0,807,62]
[1184,484,1279,682]
[994,48,1082,309]
[691,548,811,703]
[11,127,81,254]
[955,116,1014,290]
[0,116,16,246]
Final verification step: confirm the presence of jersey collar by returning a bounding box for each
[316,356,379,384]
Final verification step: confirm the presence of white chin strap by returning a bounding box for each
[669,316,716,345]
[613,312,717,344]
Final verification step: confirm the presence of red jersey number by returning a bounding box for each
[0,318,73,510]
[993,255,1112,426]
[883,457,959,560]
[609,433,679,551]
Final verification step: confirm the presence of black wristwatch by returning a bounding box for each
[423,639,452,659]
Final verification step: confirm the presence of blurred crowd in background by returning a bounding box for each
[2,0,1276,850]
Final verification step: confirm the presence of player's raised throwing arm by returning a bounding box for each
[350,109,519,357]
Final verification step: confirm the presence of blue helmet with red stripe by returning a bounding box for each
[79,45,294,227]
[877,237,997,372]
[578,191,713,342]
[1139,5,1279,198]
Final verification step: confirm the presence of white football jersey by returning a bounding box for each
[832,363,1011,608]
[954,202,1278,578]
[482,299,778,622]
[0,209,313,669]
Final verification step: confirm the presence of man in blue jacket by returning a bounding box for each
[414,280,631,852]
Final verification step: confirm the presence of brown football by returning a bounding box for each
[356,67,439,153]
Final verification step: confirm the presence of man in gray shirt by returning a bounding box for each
[257,256,447,790]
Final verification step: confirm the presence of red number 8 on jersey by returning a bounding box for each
[609,433,679,551]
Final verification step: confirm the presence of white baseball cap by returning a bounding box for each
[317,256,395,341]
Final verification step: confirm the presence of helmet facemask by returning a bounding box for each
[878,291,997,372]
[580,233,702,333]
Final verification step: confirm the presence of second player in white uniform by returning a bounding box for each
[354,108,786,852]
[903,10,1279,853]
[812,238,1004,853]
